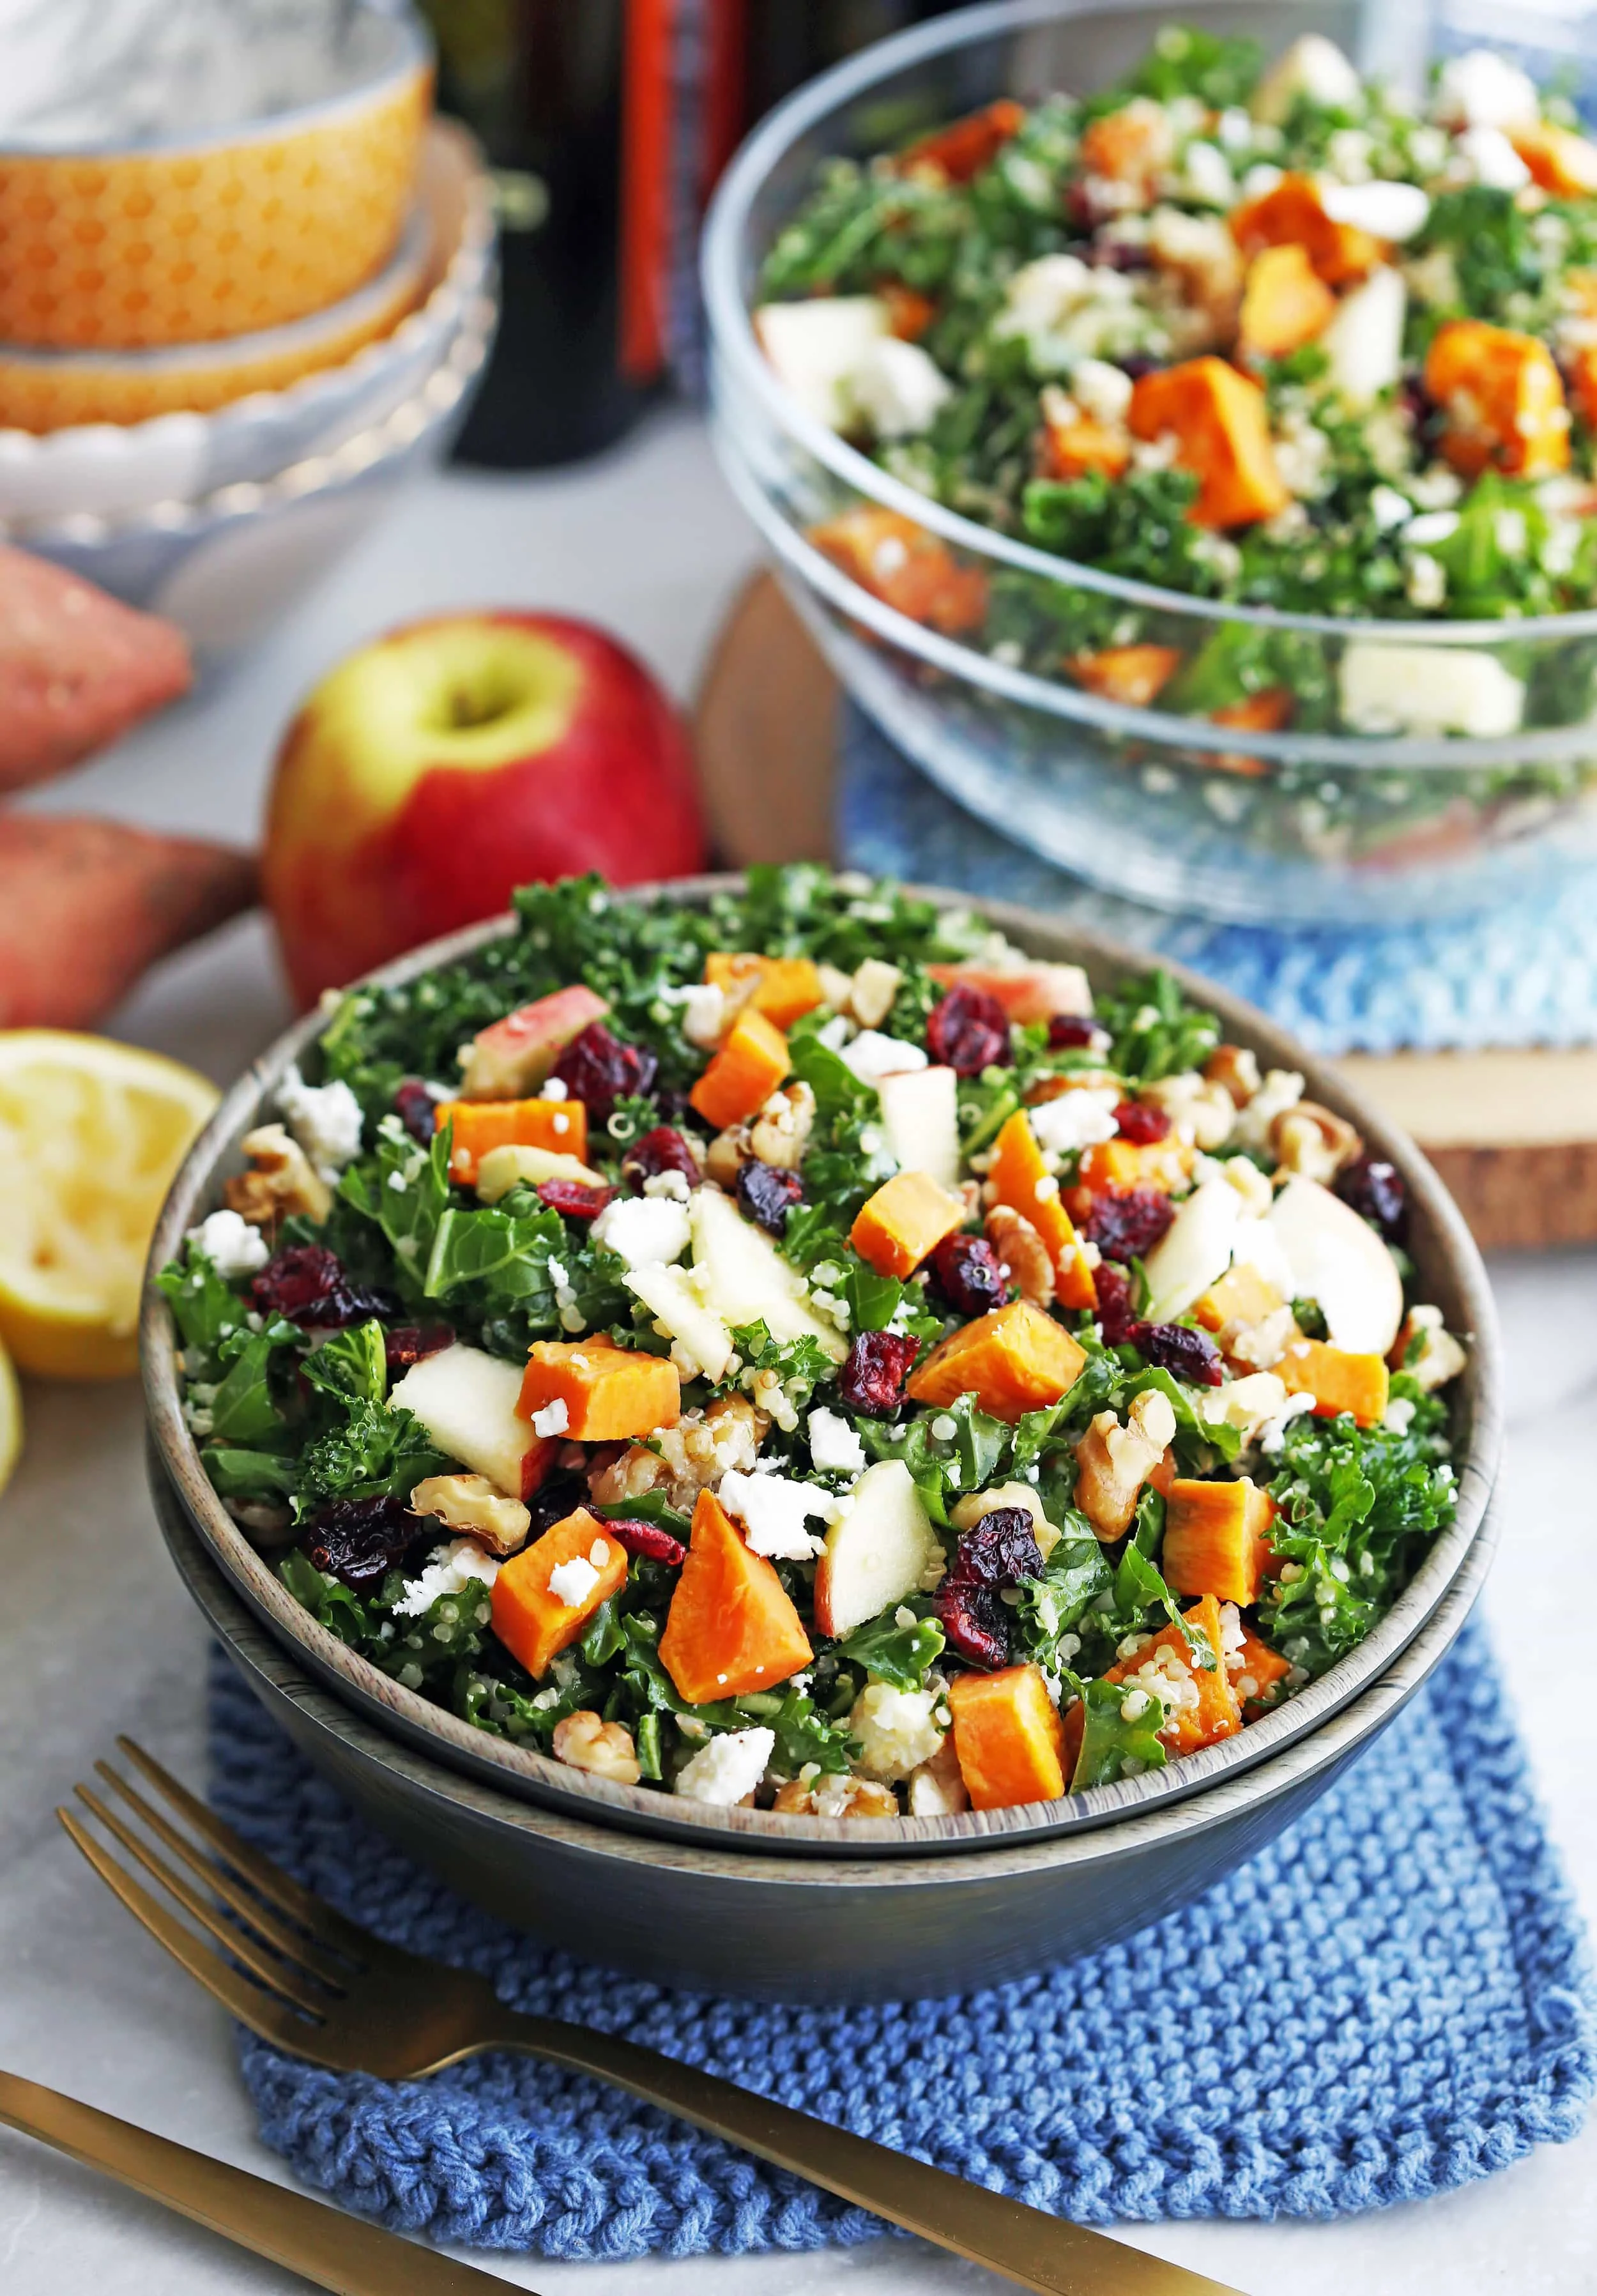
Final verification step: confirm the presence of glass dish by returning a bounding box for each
[702,0,1597,922]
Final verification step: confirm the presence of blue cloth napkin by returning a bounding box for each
[208,1619,1593,2262]
[838,704,1597,1055]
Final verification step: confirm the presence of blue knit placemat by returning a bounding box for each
[208,1618,1593,2260]
[839,704,1597,1055]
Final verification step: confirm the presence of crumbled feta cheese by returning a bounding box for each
[1027,1085,1120,1154]
[277,1064,363,1182]
[994,252,1146,371]
[839,1030,928,1082]
[1436,49,1538,132]
[1339,641,1525,738]
[1257,1389,1318,1456]
[1453,123,1532,192]
[1198,1370,1289,1443]
[657,981,728,1049]
[592,1194,692,1269]
[1383,1395,1417,1434]
[717,1466,832,1560]
[850,1684,945,1781]
[393,1539,500,1619]
[1320,180,1429,240]
[1405,552,1448,610]
[1232,1068,1303,1151]
[844,335,953,437]
[530,1398,569,1438]
[539,1077,569,1100]
[186,1208,270,1280]
[754,295,889,427]
[1181,139,1233,206]
[807,1406,866,1476]
[1071,355,1134,425]
[675,1726,775,1805]
[548,1554,602,1607]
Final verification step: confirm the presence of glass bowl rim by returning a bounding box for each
[699,0,1597,653]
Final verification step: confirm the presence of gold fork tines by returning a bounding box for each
[62,1739,1249,2296]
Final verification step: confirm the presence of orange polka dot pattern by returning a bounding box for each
[0,68,431,350]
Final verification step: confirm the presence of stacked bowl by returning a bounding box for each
[0,0,496,659]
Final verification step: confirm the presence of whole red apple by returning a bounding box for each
[263,611,707,1006]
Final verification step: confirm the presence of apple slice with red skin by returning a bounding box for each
[263,613,707,1007]
[927,961,1093,1025]
[459,983,607,1099]
[814,1458,942,1641]
[388,1341,557,1500]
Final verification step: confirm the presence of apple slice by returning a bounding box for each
[1141,1179,1241,1322]
[876,1064,960,1190]
[388,1342,555,1499]
[459,984,607,1100]
[814,1459,942,1639]
[475,1144,606,1203]
[690,1188,848,1361]
[625,1261,733,1384]
[753,296,890,428]
[927,961,1092,1024]
[1269,1175,1403,1356]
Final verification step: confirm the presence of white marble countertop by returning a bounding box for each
[3,408,1595,2295]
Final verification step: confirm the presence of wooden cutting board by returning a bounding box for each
[694,574,1597,1252]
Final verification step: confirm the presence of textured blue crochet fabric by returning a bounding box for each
[208,1619,1593,2260]
[838,705,1597,1055]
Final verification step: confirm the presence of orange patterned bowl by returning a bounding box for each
[0,5,431,351]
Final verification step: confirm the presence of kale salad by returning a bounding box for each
[163,869,1466,1818]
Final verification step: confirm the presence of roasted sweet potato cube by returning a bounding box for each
[1041,409,1131,481]
[1162,1476,1278,1605]
[1423,320,1570,478]
[517,1340,680,1441]
[1570,343,1597,432]
[1509,119,1597,197]
[1228,1622,1293,1717]
[1228,172,1379,286]
[1103,1593,1242,1755]
[851,1169,967,1279]
[898,98,1026,183]
[1129,358,1290,528]
[1193,1262,1286,1334]
[906,1299,1087,1422]
[989,1110,1096,1311]
[434,1095,588,1184]
[491,1507,629,1680]
[704,951,825,1030]
[808,507,990,635]
[1066,643,1183,707]
[658,1489,814,1704]
[689,1005,790,1131]
[1078,97,1174,189]
[1277,1336,1389,1427]
[1077,1135,1195,1194]
[1238,243,1336,362]
[880,282,938,339]
[947,1665,1067,1810]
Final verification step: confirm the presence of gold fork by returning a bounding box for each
[61,1738,1247,2296]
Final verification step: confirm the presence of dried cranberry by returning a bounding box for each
[1113,1099,1172,1144]
[550,1022,658,1119]
[931,1232,1010,1319]
[1129,1320,1224,1387]
[1093,1262,1137,1347]
[936,1581,1011,1671]
[394,1078,436,1147]
[383,1323,454,1375]
[1096,241,1153,273]
[1081,1188,1175,1264]
[601,1516,688,1567]
[935,1506,1045,1671]
[838,1330,921,1417]
[926,984,1011,1077]
[538,1179,614,1221]
[251,1244,401,1329]
[623,1124,700,1190]
[1047,1014,1098,1049]
[1336,1155,1409,1244]
[303,1494,425,1591]
[525,1471,586,1538]
[736,1160,804,1235]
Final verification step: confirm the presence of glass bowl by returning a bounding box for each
[702,0,1597,923]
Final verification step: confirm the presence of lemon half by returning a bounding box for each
[0,1031,218,1380]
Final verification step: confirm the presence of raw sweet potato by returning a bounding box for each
[1103,1593,1242,1755]
[517,1340,680,1442]
[947,1665,1067,1810]
[1161,1476,1278,1605]
[1277,1335,1389,1426]
[689,1004,791,1131]
[907,1299,1087,1421]
[491,1506,629,1680]
[989,1110,1096,1311]
[850,1169,967,1279]
[1129,358,1290,528]
[1193,1262,1286,1334]
[1066,644,1183,707]
[459,985,608,1099]
[898,98,1026,183]
[0,546,191,795]
[704,951,825,1030]
[1238,243,1336,362]
[1509,119,1597,197]
[1423,320,1570,478]
[434,1094,588,1184]
[1076,1135,1195,1194]
[1228,1622,1293,1718]
[0,815,255,1030]
[1228,172,1379,286]
[808,507,990,636]
[659,1488,814,1704]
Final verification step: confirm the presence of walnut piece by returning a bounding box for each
[1271,1099,1362,1184]
[588,1393,768,1513]
[771,1775,899,1818]
[984,1204,1053,1308]
[749,1079,816,1170]
[1073,1389,1177,1541]
[222,1122,331,1227]
[1205,1043,1262,1106]
[551,1711,642,1785]
[409,1473,530,1557]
